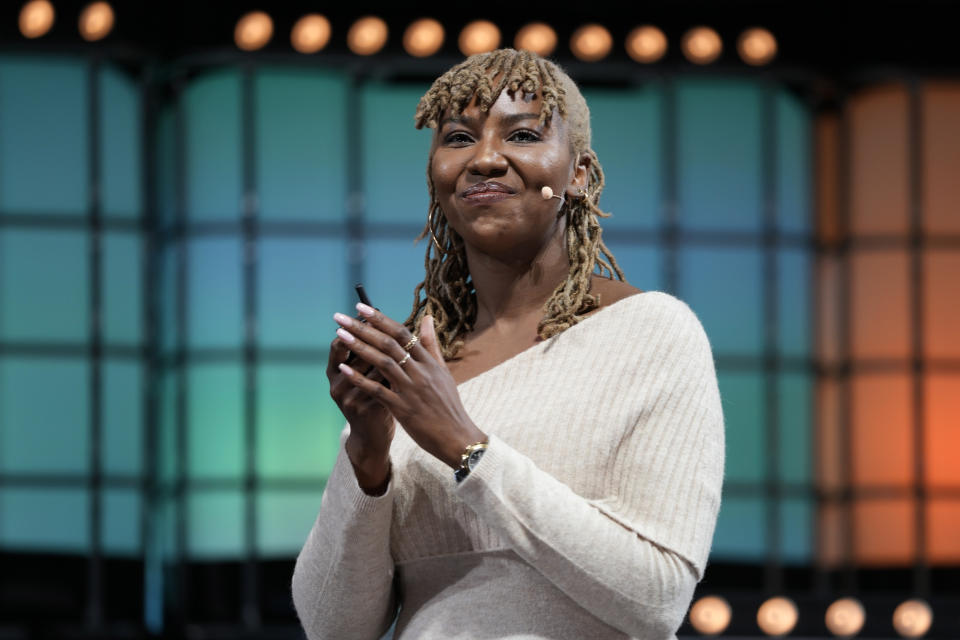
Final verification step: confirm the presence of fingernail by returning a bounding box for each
[336,328,355,343]
[333,312,352,326]
[356,302,375,317]
[338,363,355,376]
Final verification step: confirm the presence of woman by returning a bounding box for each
[292,49,724,640]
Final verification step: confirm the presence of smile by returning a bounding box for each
[460,181,517,203]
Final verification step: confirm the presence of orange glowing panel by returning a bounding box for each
[850,249,911,359]
[927,499,960,563]
[816,256,842,366]
[924,251,960,358]
[924,375,960,489]
[854,499,915,565]
[922,83,960,234]
[816,114,841,246]
[816,377,843,492]
[851,373,913,488]
[817,502,846,568]
[849,85,909,236]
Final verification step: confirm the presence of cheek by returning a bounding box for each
[430,154,461,195]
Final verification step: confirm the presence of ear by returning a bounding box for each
[566,151,591,197]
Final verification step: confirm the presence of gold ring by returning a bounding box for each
[402,336,419,352]
[398,353,412,366]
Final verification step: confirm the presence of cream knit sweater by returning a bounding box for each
[292,291,725,640]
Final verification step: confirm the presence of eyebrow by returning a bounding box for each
[440,112,542,129]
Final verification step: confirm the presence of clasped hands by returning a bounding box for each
[328,303,487,489]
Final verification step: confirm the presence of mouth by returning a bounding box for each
[460,181,517,202]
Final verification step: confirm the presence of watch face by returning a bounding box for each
[466,448,486,471]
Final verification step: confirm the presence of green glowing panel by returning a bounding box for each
[362,81,433,224]
[778,248,811,357]
[0,230,89,342]
[676,79,762,231]
[185,70,242,221]
[779,373,812,485]
[776,91,812,233]
[103,360,143,476]
[0,487,89,552]
[679,247,762,354]
[187,491,243,558]
[159,244,179,356]
[600,239,662,293]
[257,363,343,480]
[103,232,142,345]
[103,488,140,556]
[781,498,813,563]
[0,357,89,474]
[0,57,88,215]
[156,106,176,228]
[159,370,178,485]
[256,68,347,221]
[257,238,347,348]
[187,237,242,349]
[718,371,764,484]
[100,65,142,218]
[364,237,429,323]
[256,489,324,557]
[583,87,662,229]
[187,364,243,480]
[712,496,766,561]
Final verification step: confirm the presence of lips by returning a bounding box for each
[460,181,516,198]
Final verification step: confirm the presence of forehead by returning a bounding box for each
[440,88,562,130]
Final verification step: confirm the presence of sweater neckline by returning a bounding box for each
[455,291,652,390]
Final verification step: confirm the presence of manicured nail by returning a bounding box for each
[336,328,355,343]
[333,312,352,326]
[356,302,375,317]
[338,363,355,376]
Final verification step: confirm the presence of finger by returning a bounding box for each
[336,326,412,387]
[419,314,445,363]
[355,303,432,363]
[338,362,401,407]
[327,336,352,378]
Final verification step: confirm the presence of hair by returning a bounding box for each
[404,48,624,359]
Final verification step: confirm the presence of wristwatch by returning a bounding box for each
[454,441,488,483]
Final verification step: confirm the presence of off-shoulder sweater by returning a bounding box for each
[292,291,725,640]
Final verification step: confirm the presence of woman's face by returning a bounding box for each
[430,88,588,260]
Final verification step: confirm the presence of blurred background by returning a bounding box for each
[0,0,958,638]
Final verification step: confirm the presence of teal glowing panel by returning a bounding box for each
[0,488,89,552]
[679,247,763,354]
[187,237,242,349]
[583,87,662,229]
[103,232,142,345]
[156,106,177,229]
[363,237,428,323]
[601,239,662,293]
[185,71,242,221]
[718,371,764,484]
[188,490,243,558]
[778,248,811,357]
[257,490,324,557]
[103,488,141,556]
[103,360,143,476]
[187,364,243,480]
[712,497,766,561]
[0,230,89,342]
[0,357,89,474]
[256,69,348,221]
[159,244,179,355]
[0,57,88,215]
[676,80,762,231]
[362,82,432,224]
[159,371,178,485]
[100,65,142,218]
[257,364,342,480]
[776,91,812,233]
[781,498,813,563]
[779,373,812,485]
[257,238,347,348]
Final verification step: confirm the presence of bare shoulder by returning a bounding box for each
[590,274,644,309]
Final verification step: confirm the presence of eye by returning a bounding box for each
[508,129,541,143]
[443,131,474,146]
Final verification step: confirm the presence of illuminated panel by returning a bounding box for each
[102,360,143,476]
[100,65,141,218]
[816,377,843,493]
[923,250,960,358]
[850,249,910,359]
[779,373,812,485]
[257,490,324,557]
[924,375,960,489]
[776,91,812,233]
[849,85,909,236]
[155,106,176,228]
[188,491,243,558]
[187,364,243,480]
[102,488,140,555]
[816,255,842,366]
[851,373,912,488]
[854,498,914,564]
[596,240,662,293]
[0,488,89,552]
[103,232,142,345]
[818,501,845,567]
[778,249,811,357]
[816,114,841,245]
[718,372,764,484]
[922,83,960,234]
[364,237,432,323]
[712,497,766,561]
[187,237,243,349]
[927,499,960,564]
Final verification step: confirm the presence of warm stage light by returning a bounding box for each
[757,597,799,636]
[825,598,866,637]
[235,11,273,51]
[738,27,777,65]
[689,595,732,635]
[570,24,613,62]
[404,18,444,57]
[626,25,667,63]
[682,26,723,64]
[459,20,500,56]
[291,14,331,54]
[19,0,55,39]
[79,2,114,42]
[893,599,933,638]
[348,16,388,55]
[514,22,557,56]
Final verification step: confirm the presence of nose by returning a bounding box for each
[467,133,508,177]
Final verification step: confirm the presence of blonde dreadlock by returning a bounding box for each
[404,48,625,359]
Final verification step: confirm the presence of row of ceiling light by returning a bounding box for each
[16,1,778,66]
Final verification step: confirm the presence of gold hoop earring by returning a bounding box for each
[428,208,448,254]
